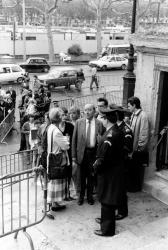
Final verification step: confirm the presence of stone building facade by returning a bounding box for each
[130,31,168,204]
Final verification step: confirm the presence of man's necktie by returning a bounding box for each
[86,120,91,148]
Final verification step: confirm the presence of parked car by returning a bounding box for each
[20,57,50,73]
[38,67,84,91]
[89,55,128,71]
[59,52,71,63]
[0,64,26,84]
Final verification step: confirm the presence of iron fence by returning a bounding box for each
[51,89,122,111]
[0,150,47,250]
[0,109,15,143]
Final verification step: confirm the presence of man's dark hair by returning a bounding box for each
[97,97,108,107]
[61,106,68,114]
[128,96,141,109]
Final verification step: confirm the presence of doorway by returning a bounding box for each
[156,71,168,170]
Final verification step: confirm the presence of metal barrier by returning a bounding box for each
[0,109,15,144]
[0,150,47,250]
[51,89,122,111]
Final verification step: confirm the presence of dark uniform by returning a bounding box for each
[117,121,133,217]
[94,124,125,236]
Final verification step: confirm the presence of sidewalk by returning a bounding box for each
[1,192,168,250]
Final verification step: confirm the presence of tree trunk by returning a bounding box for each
[45,13,55,62]
[96,6,102,58]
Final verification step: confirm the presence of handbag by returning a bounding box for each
[48,128,68,180]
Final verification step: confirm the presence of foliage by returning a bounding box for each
[68,44,83,56]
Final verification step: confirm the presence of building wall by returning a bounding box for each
[0,31,129,56]
[134,48,168,179]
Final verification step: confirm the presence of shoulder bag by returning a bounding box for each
[48,128,68,180]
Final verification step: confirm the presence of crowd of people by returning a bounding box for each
[24,95,149,237]
[1,77,149,237]
[18,75,51,151]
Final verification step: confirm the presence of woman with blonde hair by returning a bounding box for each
[47,108,70,218]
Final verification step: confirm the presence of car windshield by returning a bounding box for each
[99,57,109,61]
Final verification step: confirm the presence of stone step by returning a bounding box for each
[143,178,168,205]
[155,170,168,186]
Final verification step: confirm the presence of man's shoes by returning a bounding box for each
[88,199,94,205]
[95,217,101,224]
[115,214,128,220]
[94,229,114,237]
[78,199,84,205]
[51,204,66,211]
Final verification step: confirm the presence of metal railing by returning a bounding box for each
[0,150,47,250]
[51,89,122,111]
[0,109,15,143]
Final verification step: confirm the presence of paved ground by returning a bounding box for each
[1,191,168,250]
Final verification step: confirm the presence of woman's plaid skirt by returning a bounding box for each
[47,179,66,203]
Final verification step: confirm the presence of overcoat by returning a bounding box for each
[94,124,125,206]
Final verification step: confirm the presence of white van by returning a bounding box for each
[0,64,25,84]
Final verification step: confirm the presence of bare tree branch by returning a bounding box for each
[83,0,96,12]
[4,0,20,8]
[48,0,59,14]
[26,5,45,14]
[137,0,152,19]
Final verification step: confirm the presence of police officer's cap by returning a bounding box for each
[109,104,130,114]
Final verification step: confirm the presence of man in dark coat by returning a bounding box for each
[109,104,133,220]
[93,108,125,237]
[72,103,105,205]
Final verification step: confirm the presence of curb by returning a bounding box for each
[49,62,89,67]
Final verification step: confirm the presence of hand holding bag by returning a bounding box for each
[48,128,68,180]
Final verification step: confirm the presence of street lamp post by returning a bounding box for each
[122,0,137,107]
[22,0,26,61]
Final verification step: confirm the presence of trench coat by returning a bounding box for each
[94,124,125,206]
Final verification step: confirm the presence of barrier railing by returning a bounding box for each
[0,109,15,144]
[0,150,47,250]
[51,89,122,111]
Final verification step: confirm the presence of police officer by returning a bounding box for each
[109,104,133,220]
[93,107,125,237]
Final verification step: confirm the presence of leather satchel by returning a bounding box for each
[48,128,68,180]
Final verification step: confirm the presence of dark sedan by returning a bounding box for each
[20,57,50,73]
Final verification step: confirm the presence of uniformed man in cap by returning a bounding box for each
[93,107,125,237]
[109,104,133,220]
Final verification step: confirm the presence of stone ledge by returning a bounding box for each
[143,178,168,205]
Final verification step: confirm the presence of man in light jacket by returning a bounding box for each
[128,96,149,192]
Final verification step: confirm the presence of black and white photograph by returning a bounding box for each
[1,0,168,249]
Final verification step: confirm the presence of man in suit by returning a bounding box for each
[128,96,149,192]
[72,103,105,205]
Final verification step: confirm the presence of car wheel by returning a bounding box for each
[48,84,54,90]
[101,65,107,71]
[121,64,127,70]
[44,67,49,73]
[17,77,23,84]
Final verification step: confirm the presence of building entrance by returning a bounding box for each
[156,71,168,170]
